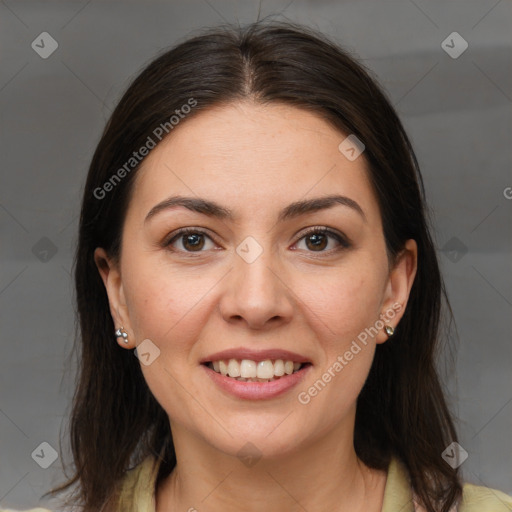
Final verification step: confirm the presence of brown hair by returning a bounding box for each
[45,20,462,512]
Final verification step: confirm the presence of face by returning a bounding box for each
[96,101,416,459]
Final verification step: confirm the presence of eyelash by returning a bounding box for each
[163,226,351,256]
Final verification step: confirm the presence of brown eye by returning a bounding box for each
[165,229,215,253]
[304,232,328,251]
[295,227,350,253]
[181,232,205,251]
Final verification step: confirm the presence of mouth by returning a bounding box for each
[202,359,312,383]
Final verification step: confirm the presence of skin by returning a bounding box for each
[95,101,417,512]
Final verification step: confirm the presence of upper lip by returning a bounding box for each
[201,348,311,364]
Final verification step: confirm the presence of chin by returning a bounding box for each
[196,415,311,461]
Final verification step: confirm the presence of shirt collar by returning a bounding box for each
[381,456,415,512]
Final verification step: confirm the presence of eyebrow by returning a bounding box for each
[144,194,367,224]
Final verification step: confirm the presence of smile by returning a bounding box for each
[201,359,312,400]
[205,358,309,382]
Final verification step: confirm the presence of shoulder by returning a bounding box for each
[459,482,512,511]
[385,456,512,512]
[0,455,161,512]
[0,509,53,512]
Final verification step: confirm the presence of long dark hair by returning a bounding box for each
[45,20,462,512]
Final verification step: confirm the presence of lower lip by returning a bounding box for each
[202,364,312,400]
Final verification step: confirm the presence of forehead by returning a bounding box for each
[127,101,380,225]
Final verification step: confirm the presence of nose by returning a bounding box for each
[218,243,295,331]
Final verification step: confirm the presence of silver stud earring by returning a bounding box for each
[384,325,395,337]
[115,327,129,343]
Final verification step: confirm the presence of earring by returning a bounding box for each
[384,325,395,337]
[115,327,129,343]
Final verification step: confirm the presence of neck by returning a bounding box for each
[156,414,387,512]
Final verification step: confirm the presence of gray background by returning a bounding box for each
[0,0,511,510]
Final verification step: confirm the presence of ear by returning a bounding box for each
[375,239,418,344]
[94,247,134,349]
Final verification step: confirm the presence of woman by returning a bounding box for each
[4,20,511,512]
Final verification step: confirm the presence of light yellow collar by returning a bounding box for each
[381,456,415,512]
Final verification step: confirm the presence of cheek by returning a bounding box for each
[121,260,217,420]
[300,266,385,345]
[121,257,212,352]
[294,271,383,428]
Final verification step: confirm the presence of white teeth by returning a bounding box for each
[240,359,257,378]
[257,360,274,379]
[227,359,241,377]
[219,360,228,376]
[209,358,305,380]
[274,359,285,376]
